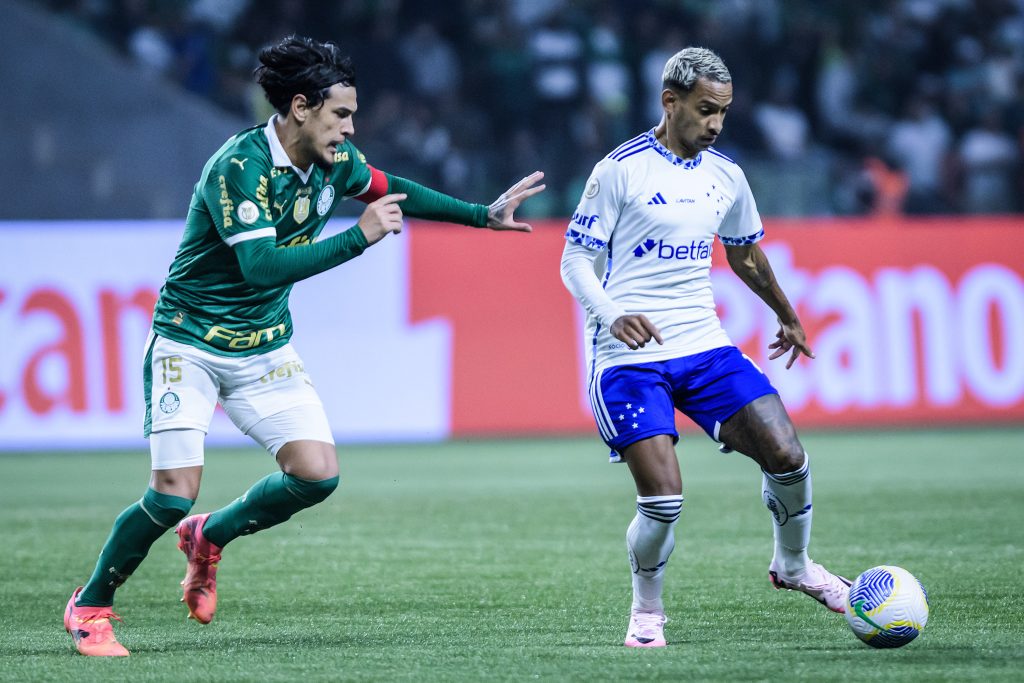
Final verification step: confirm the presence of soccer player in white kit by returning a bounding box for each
[560,47,851,647]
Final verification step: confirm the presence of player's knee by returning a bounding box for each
[141,487,194,528]
[283,473,339,507]
[762,443,805,475]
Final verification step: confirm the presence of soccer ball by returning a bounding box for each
[844,565,929,648]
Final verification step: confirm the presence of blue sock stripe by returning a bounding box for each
[764,460,809,486]
[637,495,683,523]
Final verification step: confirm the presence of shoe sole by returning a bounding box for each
[624,639,667,647]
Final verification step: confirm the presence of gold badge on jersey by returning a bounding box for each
[293,196,310,223]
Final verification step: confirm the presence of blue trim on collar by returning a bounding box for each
[645,128,703,169]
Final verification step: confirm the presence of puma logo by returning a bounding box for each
[230,157,247,170]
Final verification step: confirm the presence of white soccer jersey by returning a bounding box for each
[566,128,764,378]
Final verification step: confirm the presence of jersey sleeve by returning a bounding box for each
[202,152,277,246]
[717,168,764,246]
[565,158,626,251]
[331,140,373,199]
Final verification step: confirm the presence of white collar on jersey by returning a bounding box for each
[645,128,704,169]
[263,115,315,184]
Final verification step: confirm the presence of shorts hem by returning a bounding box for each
[703,387,779,439]
[236,399,324,435]
[149,422,210,435]
[608,428,679,457]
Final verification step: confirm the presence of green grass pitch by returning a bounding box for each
[1,428,1022,681]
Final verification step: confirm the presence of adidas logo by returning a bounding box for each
[646,192,668,205]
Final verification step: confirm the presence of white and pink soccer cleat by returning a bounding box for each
[624,609,668,647]
[769,560,851,613]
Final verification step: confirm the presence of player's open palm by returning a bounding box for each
[486,171,546,232]
[359,193,407,245]
[768,321,815,369]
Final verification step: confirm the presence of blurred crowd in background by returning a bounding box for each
[47,0,1024,217]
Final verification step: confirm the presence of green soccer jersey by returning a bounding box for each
[152,118,373,356]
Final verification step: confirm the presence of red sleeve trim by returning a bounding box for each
[356,165,389,203]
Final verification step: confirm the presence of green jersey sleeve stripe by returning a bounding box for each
[224,227,277,246]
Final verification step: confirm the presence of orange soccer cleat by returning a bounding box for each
[176,513,223,624]
[64,587,130,657]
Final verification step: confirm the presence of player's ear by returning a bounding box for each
[661,88,677,115]
[290,94,309,122]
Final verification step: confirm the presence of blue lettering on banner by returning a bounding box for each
[633,238,711,260]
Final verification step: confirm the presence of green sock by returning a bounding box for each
[202,472,339,548]
[77,488,193,607]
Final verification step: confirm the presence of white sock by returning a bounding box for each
[762,455,812,577]
[626,494,683,612]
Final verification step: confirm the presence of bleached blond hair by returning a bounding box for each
[662,47,731,92]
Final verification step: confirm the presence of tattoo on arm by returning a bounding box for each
[745,249,775,291]
[727,245,797,324]
[728,245,774,291]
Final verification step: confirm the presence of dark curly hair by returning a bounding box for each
[255,35,356,116]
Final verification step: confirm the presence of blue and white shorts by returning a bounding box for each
[589,346,777,462]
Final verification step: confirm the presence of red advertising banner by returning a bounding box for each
[1,217,1021,449]
[409,216,1024,436]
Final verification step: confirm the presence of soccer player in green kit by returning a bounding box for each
[64,35,545,657]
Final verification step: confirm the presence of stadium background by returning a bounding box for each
[0,2,1022,680]
[2,0,1022,447]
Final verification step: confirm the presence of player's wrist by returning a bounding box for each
[597,303,628,330]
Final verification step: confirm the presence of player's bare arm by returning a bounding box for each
[358,193,407,245]
[725,243,814,368]
[486,171,546,232]
[610,314,664,350]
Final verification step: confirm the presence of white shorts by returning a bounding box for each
[144,333,334,458]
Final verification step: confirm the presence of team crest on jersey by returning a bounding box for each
[237,200,259,225]
[585,177,600,198]
[158,391,180,414]
[293,196,310,223]
[316,186,335,216]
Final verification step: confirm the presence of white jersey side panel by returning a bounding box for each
[565,130,764,380]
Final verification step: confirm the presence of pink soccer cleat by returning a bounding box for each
[64,587,130,657]
[769,560,852,613]
[176,513,223,624]
[624,609,668,647]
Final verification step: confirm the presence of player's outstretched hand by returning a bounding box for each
[486,171,546,232]
[611,314,664,350]
[359,193,407,246]
[768,321,815,369]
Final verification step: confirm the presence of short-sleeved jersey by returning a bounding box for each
[566,128,764,378]
[152,117,373,356]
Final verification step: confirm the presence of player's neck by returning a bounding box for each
[654,123,700,160]
[274,117,315,171]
